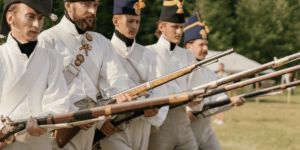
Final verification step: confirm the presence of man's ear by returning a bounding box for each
[65,2,72,12]
[158,23,165,35]
[186,43,191,49]
[112,15,120,28]
[6,12,14,29]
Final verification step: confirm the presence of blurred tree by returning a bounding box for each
[235,0,300,69]
[194,0,237,50]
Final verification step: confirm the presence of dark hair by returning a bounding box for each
[154,20,166,38]
[184,40,195,49]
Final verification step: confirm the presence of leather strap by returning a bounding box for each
[49,23,100,87]
[0,48,48,117]
[113,44,146,85]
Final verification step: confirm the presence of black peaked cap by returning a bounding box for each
[0,0,57,37]
[159,0,185,23]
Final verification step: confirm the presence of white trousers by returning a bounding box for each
[190,115,222,150]
[52,125,95,150]
[101,117,151,150]
[148,107,198,150]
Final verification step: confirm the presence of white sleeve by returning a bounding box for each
[0,60,3,104]
[39,50,70,116]
[99,38,130,96]
[141,52,169,127]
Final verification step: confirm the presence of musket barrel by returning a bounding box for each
[203,65,300,98]
[195,73,300,116]
[192,52,300,91]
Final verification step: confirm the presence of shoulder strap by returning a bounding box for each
[0,48,48,116]
[50,24,100,87]
[113,44,146,85]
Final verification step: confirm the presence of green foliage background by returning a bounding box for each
[0,0,299,70]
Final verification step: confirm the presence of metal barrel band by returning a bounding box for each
[169,91,189,104]
[280,84,286,90]
[238,82,244,88]
[105,105,112,115]
[273,57,289,68]
[47,114,53,124]
[208,81,218,89]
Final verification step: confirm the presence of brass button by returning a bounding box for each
[87,99,90,102]
[86,33,93,41]
[77,54,84,63]
[75,60,81,66]
[86,104,89,108]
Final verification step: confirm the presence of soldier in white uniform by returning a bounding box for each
[99,1,169,150]
[38,0,133,150]
[183,12,247,150]
[146,1,201,150]
[0,0,70,150]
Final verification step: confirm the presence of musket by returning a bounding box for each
[93,63,300,146]
[0,88,205,149]
[99,48,235,105]
[190,53,300,91]
[192,71,300,117]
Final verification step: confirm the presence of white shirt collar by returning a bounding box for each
[111,32,136,56]
[6,32,24,55]
[60,16,81,37]
[157,34,177,55]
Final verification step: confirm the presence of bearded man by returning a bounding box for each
[38,0,133,150]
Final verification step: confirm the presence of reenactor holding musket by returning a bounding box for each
[184,12,247,150]
[99,0,169,150]
[0,0,70,149]
[38,0,134,149]
[146,0,202,149]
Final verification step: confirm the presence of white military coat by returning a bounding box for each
[0,33,70,150]
[188,67,230,150]
[146,35,198,150]
[38,16,130,150]
[100,34,169,150]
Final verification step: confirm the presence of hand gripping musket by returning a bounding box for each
[99,48,235,105]
[92,53,300,146]
[0,90,205,149]
[192,67,300,117]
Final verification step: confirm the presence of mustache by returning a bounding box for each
[200,51,208,55]
[83,13,97,20]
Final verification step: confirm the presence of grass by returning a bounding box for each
[211,88,300,150]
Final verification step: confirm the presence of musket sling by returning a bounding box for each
[113,44,146,85]
[0,49,48,117]
[50,24,100,87]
